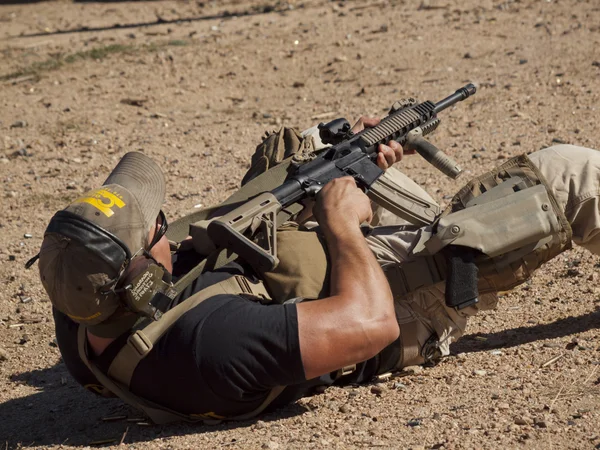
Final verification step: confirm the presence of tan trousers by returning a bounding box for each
[368,145,600,367]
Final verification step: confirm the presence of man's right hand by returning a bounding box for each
[296,178,398,381]
[313,177,373,237]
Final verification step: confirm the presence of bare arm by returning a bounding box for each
[296,177,399,380]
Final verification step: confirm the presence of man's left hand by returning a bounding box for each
[351,116,415,171]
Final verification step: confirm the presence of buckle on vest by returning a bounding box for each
[128,331,153,357]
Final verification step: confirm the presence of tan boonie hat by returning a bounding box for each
[37,152,166,327]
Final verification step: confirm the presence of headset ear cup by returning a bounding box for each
[124,264,166,316]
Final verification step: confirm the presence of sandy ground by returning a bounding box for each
[0,0,599,448]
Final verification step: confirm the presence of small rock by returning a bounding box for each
[473,370,487,376]
[339,404,350,414]
[543,342,561,348]
[457,353,467,361]
[519,59,528,64]
[261,441,279,450]
[370,384,385,396]
[403,365,424,374]
[498,402,510,410]
[393,382,407,390]
[514,416,531,426]
[566,340,578,350]
[0,347,8,361]
[588,273,597,282]
[255,420,266,429]
[407,418,422,427]
[10,120,27,128]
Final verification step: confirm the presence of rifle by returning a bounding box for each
[207,84,477,272]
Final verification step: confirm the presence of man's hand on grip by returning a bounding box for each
[313,177,373,236]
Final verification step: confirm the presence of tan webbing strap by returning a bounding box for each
[230,385,286,421]
[397,320,422,369]
[108,276,269,387]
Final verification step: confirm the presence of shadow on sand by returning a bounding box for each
[2,362,305,449]
[452,307,600,354]
[3,309,598,448]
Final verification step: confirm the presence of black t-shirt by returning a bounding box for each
[53,251,386,417]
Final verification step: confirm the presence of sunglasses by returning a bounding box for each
[147,210,168,252]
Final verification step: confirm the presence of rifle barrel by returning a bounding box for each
[433,83,477,114]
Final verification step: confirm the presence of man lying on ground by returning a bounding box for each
[31,118,600,422]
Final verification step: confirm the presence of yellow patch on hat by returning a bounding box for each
[72,188,126,217]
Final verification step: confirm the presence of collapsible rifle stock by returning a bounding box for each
[208,84,477,272]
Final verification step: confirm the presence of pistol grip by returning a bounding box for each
[444,246,479,310]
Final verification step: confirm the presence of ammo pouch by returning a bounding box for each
[411,154,572,302]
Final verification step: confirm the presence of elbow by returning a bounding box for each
[376,313,400,348]
[357,313,399,362]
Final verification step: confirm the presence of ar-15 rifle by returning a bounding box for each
[207,84,477,273]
